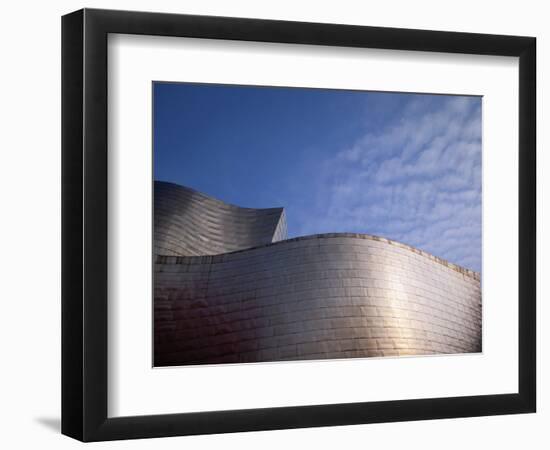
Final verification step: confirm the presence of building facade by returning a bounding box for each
[154,181,481,366]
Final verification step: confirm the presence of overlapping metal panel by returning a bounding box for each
[154,182,481,366]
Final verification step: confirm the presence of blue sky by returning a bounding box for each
[154,83,482,272]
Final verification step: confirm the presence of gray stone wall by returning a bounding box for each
[154,233,481,366]
[154,181,287,256]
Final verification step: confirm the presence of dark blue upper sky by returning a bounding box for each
[154,82,482,272]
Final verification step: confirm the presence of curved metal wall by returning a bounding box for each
[154,232,481,366]
[154,181,287,256]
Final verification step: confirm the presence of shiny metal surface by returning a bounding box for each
[154,183,481,366]
[154,181,287,256]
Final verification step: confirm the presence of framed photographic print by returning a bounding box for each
[61,8,536,441]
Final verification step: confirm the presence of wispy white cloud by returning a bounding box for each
[296,95,482,272]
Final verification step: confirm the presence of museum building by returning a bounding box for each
[154,181,482,366]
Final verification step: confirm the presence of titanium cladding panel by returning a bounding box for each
[153,182,481,367]
[154,181,286,257]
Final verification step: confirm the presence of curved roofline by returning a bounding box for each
[155,182,479,280]
[157,232,480,281]
[156,180,285,213]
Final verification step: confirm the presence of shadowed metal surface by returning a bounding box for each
[154,181,287,256]
[154,184,481,366]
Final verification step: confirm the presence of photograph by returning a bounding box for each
[153,82,482,367]
[52,4,537,444]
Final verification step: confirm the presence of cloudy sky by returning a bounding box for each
[154,83,482,272]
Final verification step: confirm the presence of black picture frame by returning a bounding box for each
[62,8,536,442]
